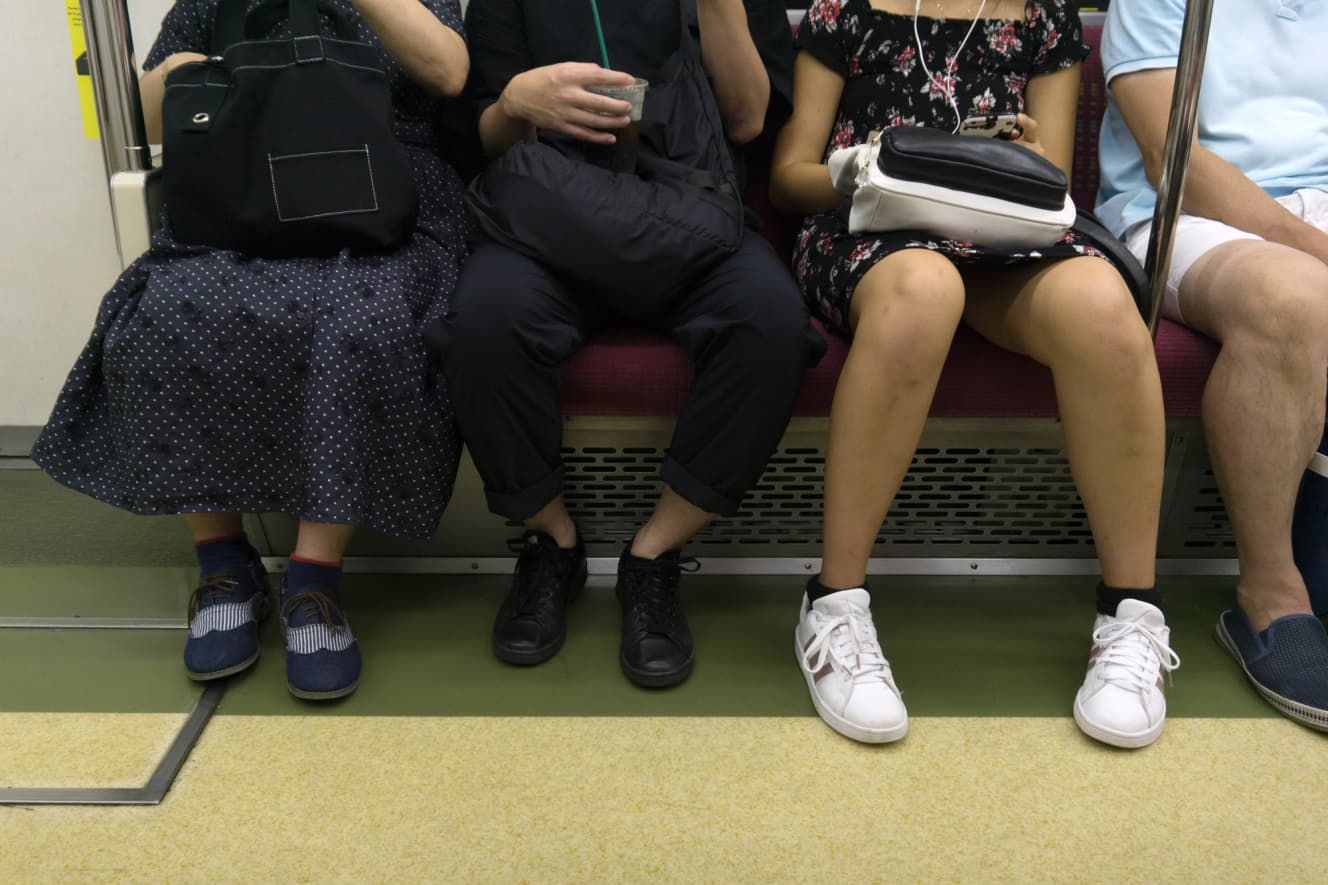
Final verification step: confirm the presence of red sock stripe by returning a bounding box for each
[289,554,343,568]
[195,533,248,547]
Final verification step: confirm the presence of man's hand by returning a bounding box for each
[500,63,637,145]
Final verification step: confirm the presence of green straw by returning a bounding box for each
[587,0,612,68]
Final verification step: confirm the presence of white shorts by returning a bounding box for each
[1123,188,1328,325]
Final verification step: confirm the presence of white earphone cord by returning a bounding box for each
[913,0,989,133]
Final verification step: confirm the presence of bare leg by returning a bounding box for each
[820,251,966,589]
[524,496,578,549]
[293,521,355,563]
[632,486,713,559]
[1177,241,1328,629]
[962,257,1165,589]
[184,513,245,543]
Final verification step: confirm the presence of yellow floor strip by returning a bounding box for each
[0,713,185,789]
[1,716,1325,882]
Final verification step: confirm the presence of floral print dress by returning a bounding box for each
[793,0,1108,333]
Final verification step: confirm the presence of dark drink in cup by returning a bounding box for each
[587,78,647,173]
[593,118,642,173]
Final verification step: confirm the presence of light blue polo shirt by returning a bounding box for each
[1095,0,1328,239]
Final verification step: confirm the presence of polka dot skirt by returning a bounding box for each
[33,0,469,540]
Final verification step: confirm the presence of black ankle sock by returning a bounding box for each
[1096,582,1164,617]
[806,576,867,604]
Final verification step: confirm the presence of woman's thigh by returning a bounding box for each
[958,256,1144,366]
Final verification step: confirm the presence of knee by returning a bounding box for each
[1235,269,1328,360]
[1046,260,1154,368]
[749,287,821,367]
[446,275,519,348]
[851,251,965,357]
[439,280,574,377]
[686,266,820,374]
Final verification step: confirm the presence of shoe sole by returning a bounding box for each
[620,651,694,688]
[1072,691,1165,749]
[491,559,588,667]
[493,632,566,666]
[288,679,359,701]
[794,634,908,744]
[1215,618,1328,732]
[186,647,261,682]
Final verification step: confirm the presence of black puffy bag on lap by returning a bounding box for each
[466,0,744,315]
[161,0,417,258]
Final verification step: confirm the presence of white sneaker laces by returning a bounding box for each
[801,608,894,700]
[1092,618,1181,693]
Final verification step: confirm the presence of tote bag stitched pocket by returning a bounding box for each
[268,146,379,222]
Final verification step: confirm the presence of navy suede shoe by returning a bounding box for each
[184,558,271,680]
[280,579,361,701]
[1216,608,1328,732]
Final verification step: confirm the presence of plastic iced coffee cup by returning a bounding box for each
[586,77,648,173]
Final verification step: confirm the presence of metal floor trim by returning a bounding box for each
[279,555,1239,577]
[0,616,186,629]
[0,682,224,806]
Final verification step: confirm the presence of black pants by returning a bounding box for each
[429,235,825,521]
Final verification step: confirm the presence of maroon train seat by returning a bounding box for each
[559,20,1218,421]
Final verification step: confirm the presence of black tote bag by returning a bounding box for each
[160,0,418,258]
[465,0,745,313]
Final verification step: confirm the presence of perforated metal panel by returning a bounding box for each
[1159,429,1238,555]
[269,416,1235,566]
[518,437,1096,557]
[1183,469,1238,551]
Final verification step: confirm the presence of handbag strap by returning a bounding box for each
[210,0,357,56]
[285,0,322,39]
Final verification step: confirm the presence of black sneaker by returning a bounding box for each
[616,547,697,688]
[492,531,588,665]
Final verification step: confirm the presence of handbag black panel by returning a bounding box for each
[876,126,1069,212]
[161,0,418,258]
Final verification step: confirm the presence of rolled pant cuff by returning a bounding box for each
[661,456,741,517]
[484,465,566,522]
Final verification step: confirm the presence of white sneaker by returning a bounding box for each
[795,588,908,743]
[1073,599,1181,749]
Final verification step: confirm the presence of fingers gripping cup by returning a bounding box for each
[587,78,647,173]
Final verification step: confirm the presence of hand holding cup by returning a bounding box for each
[501,62,638,145]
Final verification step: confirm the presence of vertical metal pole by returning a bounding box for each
[1144,0,1215,337]
[79,0,151,177]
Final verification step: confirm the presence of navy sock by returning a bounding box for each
[806,575,867,604]
[284,556,343,598]
[1096,582,1164,617]
[195,534,257,578]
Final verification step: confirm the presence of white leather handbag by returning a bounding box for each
[833,127,1077,249]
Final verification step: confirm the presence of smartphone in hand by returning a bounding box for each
[958,114,1020,139]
